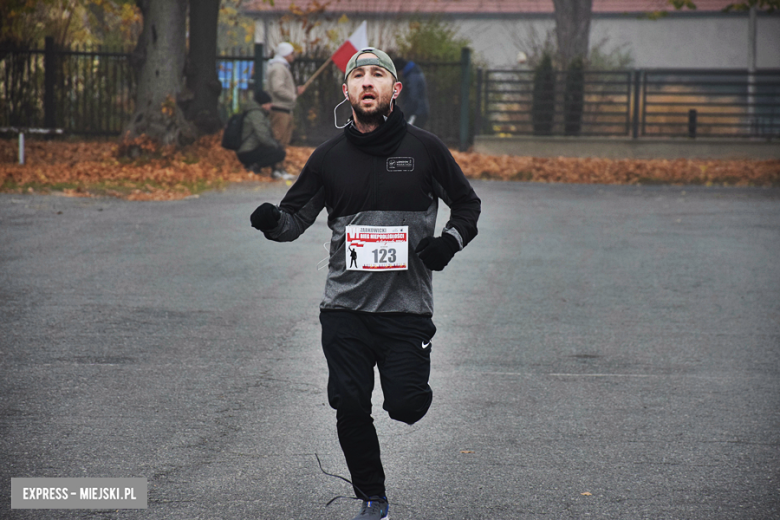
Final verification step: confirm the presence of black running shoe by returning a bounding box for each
[351,496,389,520]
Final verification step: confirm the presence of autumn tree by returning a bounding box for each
[552,0,593,68]
[550,0,778,69]
[125,0,227,147]
[182,0,223,135]
[125,0,276,149]
[124,0,195,148]
[0,0,140,50]
[4,1,266,147]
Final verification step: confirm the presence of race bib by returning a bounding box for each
[345,225,408,271]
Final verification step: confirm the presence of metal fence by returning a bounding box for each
[1,41,468,147]
[478,69,632,137]
[478,68,780,139]
[6,40,775,145]
[1,40,135,136]
[642,69,780,138]
[0,42,265,137]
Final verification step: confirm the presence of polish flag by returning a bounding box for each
[331,21,369,73]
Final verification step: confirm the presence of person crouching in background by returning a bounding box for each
[236,90,286,178]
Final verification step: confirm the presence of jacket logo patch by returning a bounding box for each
[387,157,414,172]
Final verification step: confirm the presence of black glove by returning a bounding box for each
[415,233,459,271]
[250,203,281,231]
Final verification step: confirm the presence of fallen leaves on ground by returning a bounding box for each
[450,150,780,187]
[1,135,777,201]
[0,135,315,201]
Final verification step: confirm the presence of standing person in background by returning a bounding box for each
[393,58,429,130]
[236,90,286,175]
[267,42,306,181]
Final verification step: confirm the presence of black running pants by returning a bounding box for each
[320,310,436,499]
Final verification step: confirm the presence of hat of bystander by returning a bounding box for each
[274,42,294,58]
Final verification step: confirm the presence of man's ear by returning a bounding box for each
[392,81,403,99]
[342,84,349,98]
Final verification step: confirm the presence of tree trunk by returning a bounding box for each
[552,0,593,67]
[182,0,223,135]
[124,0,195,148]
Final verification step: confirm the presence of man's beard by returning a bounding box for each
[350,93,392,128]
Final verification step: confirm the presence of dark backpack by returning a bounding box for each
[221,109,257,150]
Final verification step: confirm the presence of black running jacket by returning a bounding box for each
[263,108,481,316]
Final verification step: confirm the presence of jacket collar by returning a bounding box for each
[344,107,407,157]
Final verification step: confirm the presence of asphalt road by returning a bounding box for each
[1,181,779,519]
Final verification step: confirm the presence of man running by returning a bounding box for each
[250,47,480,520]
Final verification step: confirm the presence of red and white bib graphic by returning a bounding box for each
[345,225,408,271]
